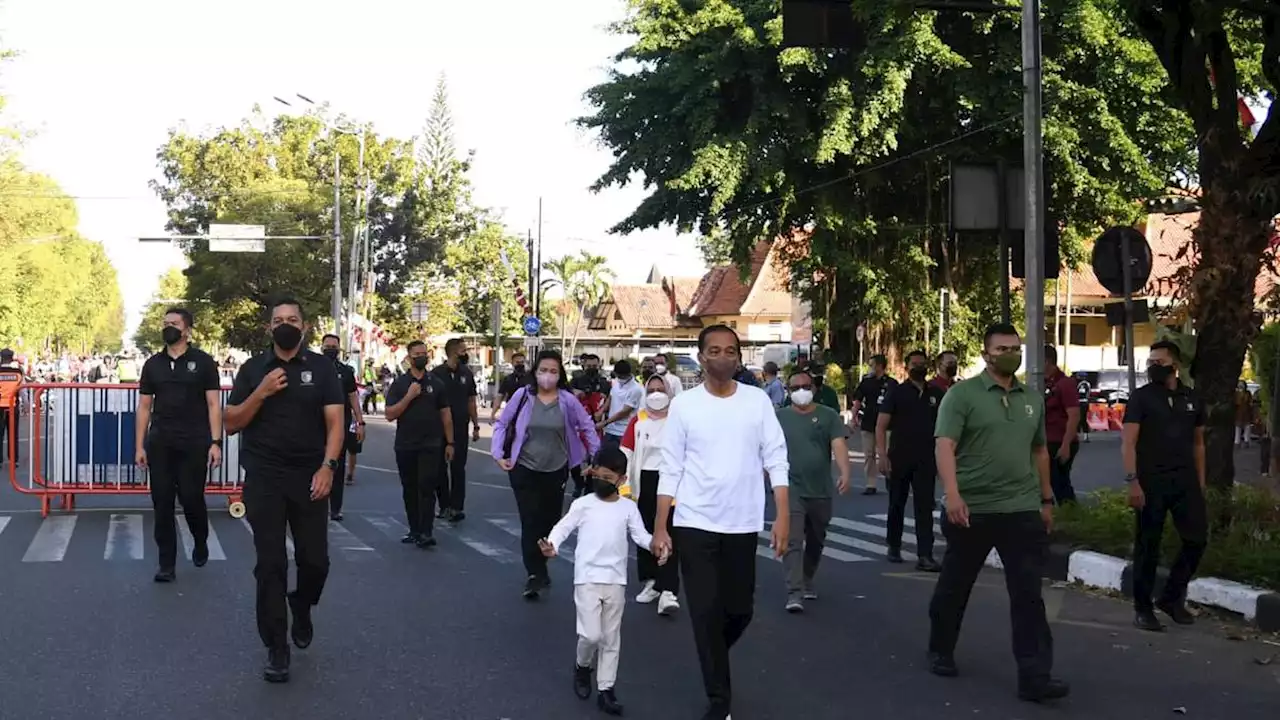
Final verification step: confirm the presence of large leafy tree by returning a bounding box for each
[152,111,419,350]
[133,268,194,351]
[543,251,615,359]
[582,0,1276,485]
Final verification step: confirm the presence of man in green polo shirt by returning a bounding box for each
[927,322,1068,704]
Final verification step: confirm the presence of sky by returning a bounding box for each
[0,0,708,337]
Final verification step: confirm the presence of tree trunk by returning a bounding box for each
[1188,191,1270,491]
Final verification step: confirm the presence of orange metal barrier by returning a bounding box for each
[7,383,245,518]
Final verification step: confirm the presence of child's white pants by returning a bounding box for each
[574,583,626,690]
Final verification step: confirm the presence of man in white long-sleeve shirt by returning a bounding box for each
[652,324,790,720]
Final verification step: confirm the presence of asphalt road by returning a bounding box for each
[0,420,1277,720]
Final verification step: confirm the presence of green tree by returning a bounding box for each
[152,111,420,350]
[441,221,540,337]
[133,268,191,351]
[542,251,615,359]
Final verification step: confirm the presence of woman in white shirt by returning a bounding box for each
[620,374,680,615]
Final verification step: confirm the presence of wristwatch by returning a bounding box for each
[1041,497,1055,506]
[325,458,339,471]
[1124,472,1138,483]
[211,439,222,448]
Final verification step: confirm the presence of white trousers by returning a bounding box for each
[574,583,627,690]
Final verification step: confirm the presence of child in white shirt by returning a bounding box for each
[540,446,667,716]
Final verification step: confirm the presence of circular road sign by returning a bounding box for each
[1091,226,1152,296]
[522,316,542,336]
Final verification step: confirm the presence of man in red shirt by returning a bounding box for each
[930,350,959,393]
[1043,345,1081,503]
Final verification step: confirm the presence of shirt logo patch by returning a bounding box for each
[1025,404,1035,417]
[1186,402,1193,411]
[300,371,313,385]
[186,361,196,372]
[929,396,937,406]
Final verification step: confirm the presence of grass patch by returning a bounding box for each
[1054,485,1280,593]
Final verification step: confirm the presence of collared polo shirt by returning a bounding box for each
[228,348,344,472]
[139,346,221,448]
[385,371,450,451]
[934,371,1046,514]
[1123,380,1204,481]
[432,362,478,428]
[1042,369,1079,444]
[880,379,946,465]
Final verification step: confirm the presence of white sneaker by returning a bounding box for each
[635,580,659,604]
[657,591,680,615]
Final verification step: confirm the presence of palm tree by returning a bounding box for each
[543,251,614,359]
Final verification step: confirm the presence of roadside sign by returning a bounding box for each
[522,316,542,336]
[411,302,430,323]
[1091,226,1152,296]
[522,336,541,348]
[207,224,266,253]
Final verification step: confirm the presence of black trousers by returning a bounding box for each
[329,447,348,516]
[1132,475,1207,612]
[148,441,210,570]
[436,426,469,512]
[509,464,567,580]
[928,511,1053,685]
[244,466,330,650]
[0,407,17,463]
[395,447,443,537]
[886,460,936,557]
[675,527,757,710]
[635,470,679,594]
[1047,441,1079,504]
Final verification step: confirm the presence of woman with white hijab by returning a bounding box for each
[619,373,680,616]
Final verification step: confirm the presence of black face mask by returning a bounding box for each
[456,353,469,365]
[322,348,340,361]
[908,366,927,381]
[161,326,183,346]
[272,324,303,351]
[594,481,618,499]
[944,363,958,377]
[513,363,526,373]
[1147,364,1175,385]
[411,356,429,371]
[584,367,599,376]
[642,369,654,379]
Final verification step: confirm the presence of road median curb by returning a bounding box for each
[1014,546,1280,632]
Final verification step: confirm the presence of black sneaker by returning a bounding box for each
[700,703,731,720]
[597,688,623,715]
[1156,599,1195,625]
[416,535,438,549]
[1133,610,1165,632]
[449,511,466,523]
[522,575,541,600]
[862,487,878,495]
[573,664,592,699]
[154,568,176,583]
[263,645,290,683]
[886,548,904,564]
[928,652,959,677]
[193,543,209,568]
[401,533,419,544]
[1018,678,1070,703]
[916,556,941,572]
[330,512,344,522]
[288,593,313,649]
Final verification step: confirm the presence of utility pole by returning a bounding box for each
[332,153,343,338]
[345,135,366,353]
[535,198,544,318]
[527,230,535,311]
[1021,0,1047,393]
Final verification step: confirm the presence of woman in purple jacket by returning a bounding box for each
[492,349,601,599]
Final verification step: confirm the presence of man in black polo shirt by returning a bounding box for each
[135,307,222,582]
[319,334,365,522]
[225,297,345,684]
[490,351,529,423]
[569,353,611,496]
[1122,340,1207,632]
[386,340,454,547]
[875,349,944,571]
[432,337,480,522]
[850,354,896,495]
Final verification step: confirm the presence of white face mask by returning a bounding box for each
[645,391,670,412]
[654,364,667,375]
[790,389,814,407]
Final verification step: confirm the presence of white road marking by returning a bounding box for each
[329,520,378,561]
[104,513,145,561]
[487,516,573,563]
[757,530,875,563]
[177,516,227,561]
[23,515,77,562]
[0,516,10,538]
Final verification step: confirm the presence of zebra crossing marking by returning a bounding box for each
[104,514,145,561]
[365,514,408,541]
[329,520,377,562]
[437,521,521,564]
[756,528,873,563]
[487,516,574,563]
[177,516,227,561]
[0,516,10,538]
[23,515,77,562]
